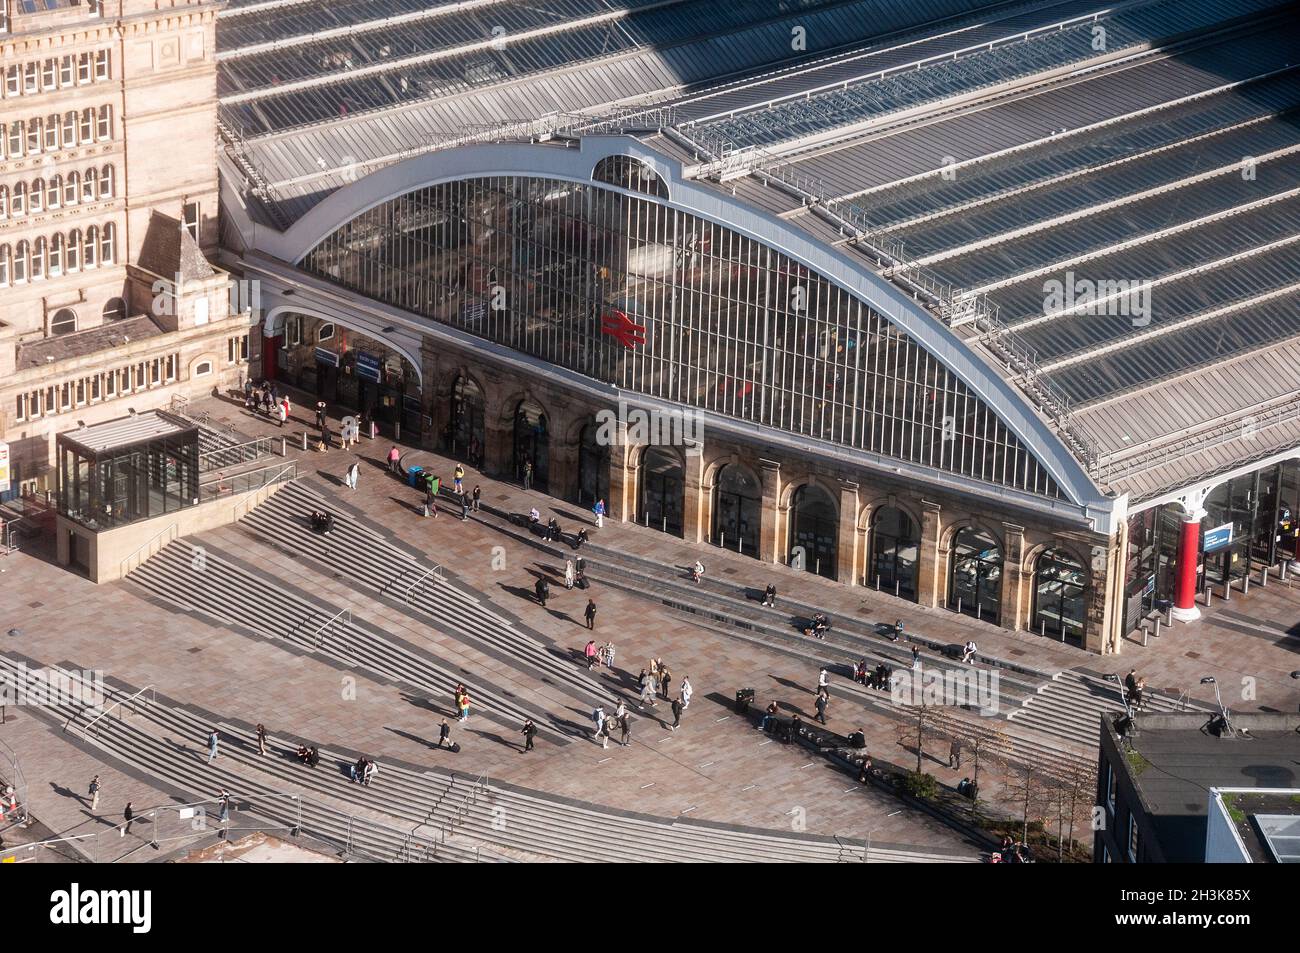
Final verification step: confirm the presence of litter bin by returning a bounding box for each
[735,688,755,715]
[406,465,424,488]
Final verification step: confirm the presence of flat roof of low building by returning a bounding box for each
[1109,711,1300,863]
[17,315,166,371]
[57,410,196,456]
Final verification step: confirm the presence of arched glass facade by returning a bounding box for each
[789,483,838,579]
[870,505,919,600]
[639,446,684,536]
[302,173,1063,498]
[949,526,1002,624]
[1033,548,1088,646]
[712,463,761,557]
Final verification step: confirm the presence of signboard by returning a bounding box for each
[354,351,382,383]
[314,348,340,367]
[0,441,10,494]
[1142,574,1156,597]
[1203,522,1233,554]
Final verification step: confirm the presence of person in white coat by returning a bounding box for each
[345,460,359,490]
[564,559,575,590]
[680,676,693,710]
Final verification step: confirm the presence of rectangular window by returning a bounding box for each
[5,65,20,97]
[79,110,91,142]
[151,359,160,385]
[26,120,40,154]
[96,105,110,140]
[62,111,75,144]
[76,379,86,405]
[182,201,200,242]
[165,355,176,381]
[94,50,110,81]
[43,118,57,150]
[60,56,74,87]
[240,335,249,361]
[91,375,100,401]
[7,122,21,156]
[77,54,91,84]
[42,59,56,90]
[105,371,117,397]
[15,394,25,422]
[24,62,38,94]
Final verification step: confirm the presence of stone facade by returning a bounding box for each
[0,0,243,494]
[415,334,1115,653]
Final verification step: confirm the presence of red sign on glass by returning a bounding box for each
[601,310,646,349]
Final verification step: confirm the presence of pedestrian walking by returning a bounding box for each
[535,577,550,607]
[438,719,451,748]
[460,492,470,521]
[763,583,776,607]
[256,723,267,755]
[949,736,962,769]
[591,705,606,744]
[680,676,693,710]
[669,695,683,731]
[660,666,673,701]
[593,498,605,528]
[893,619,904,642]
[815,691,828,725]
[387,445,401,474]
[472,484,481,511]
[637,670,658,709]
[521,719,537,752]
[817,667,829,696]
[602,641,616,671]
[564,559,575,590]
[584,599,596,630]
[217,790,231,825]
[345,460,359,491]
[584,639,598,670]
[619,714,631,746]
[120,801,134,837]
[424,485,437,519]
[277,401,287,428]
[315,401,327,431]
[911,645,921,671]
[454,464,465,494]
[206,728,220,763]
[88,774,101,812]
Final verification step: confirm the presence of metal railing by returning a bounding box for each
[199,461,296,502]
[383,564,443,601]
[68,684,155,739]
[199,435,277,473]
[119,522,179,578]
[299,608,351,652]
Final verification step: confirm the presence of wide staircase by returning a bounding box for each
[465,497,1205,775]
[1008,671,1204,748]
[126,537,569,742]
[9,657,979,863]
[237,480,613,706]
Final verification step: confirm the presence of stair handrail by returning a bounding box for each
[119,522,179,578]
[302,607,351,651]
[403,565,442,602]
[72,684,155,739]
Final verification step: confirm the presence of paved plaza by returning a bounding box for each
[2,393,1298,861]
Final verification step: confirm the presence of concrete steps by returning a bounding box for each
[126,538,570,742]
[1008,671,1208,748]
[7,655,978,863]
[239,481,614,706]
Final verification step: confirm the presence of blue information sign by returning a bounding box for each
[1203,523,1233,554]
[354,351,382,383]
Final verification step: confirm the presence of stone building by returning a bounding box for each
[0,0,249,501]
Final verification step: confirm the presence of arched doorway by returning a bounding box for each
[1033,548,1088,645]
[949,526,1002,623]
[712,464,761,558]
[448,375,485,468]
[577,420,610,506]
[870,505,919,600]
[639,446,684,536]
[513,399,549,491]
[789,483,837,579]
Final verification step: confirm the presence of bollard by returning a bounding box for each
[1205,588,1213,609]
[301,430,308,451]
[1141,625,1149,648]
[1260,566,1268,588]
[1223,581,1231,601]
[1243,575,1250,596]
[876,575,881,591]
[957,597,963,615]
[1153,617,1161,639]
[895,579,900,598]
[1166,606,1173,628]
